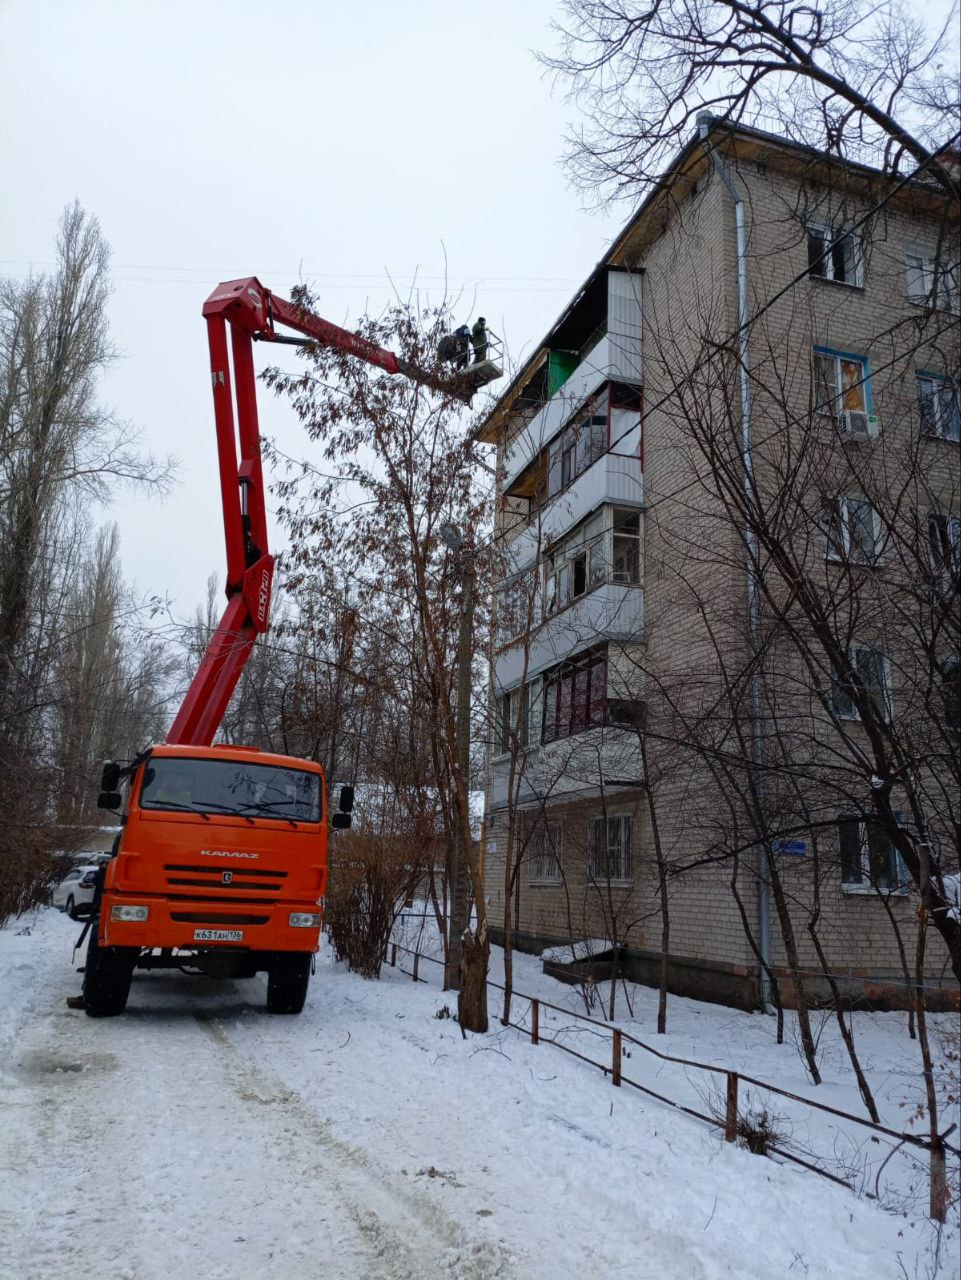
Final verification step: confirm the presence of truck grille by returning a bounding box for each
[162,862,287,899]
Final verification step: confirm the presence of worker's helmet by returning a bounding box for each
[478,316,486,323]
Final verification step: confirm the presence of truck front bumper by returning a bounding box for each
[99,894,322,954]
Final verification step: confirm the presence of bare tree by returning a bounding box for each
[264,292,494,1029]
[542,0,960,202]
[0,203,175,921]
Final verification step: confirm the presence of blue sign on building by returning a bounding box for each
[773,839,807,856]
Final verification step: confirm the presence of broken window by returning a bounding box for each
[807,224,863,286]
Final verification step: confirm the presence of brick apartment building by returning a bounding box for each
[477,117,960,1010]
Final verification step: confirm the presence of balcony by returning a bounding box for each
[504,450,643,575]
[495,582,644,689]
[503,332,642,493]
[488,728,643,811]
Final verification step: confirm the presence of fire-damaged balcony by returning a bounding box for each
[502,267,642,496]
[503,450,643,576]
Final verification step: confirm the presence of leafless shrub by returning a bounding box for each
[737,1106,789,1156]
[326,829,424,979]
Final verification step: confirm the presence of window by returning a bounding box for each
[941,658,961,734]
[528,821,563,885]
[542,648,608,742]
[822,496,880,563]
[807,224,863,286]
[544,512,605,617]
[814,348,871,417]
[838,817,904,892]
[906,250,959,313]
[547,393,608,498]
[497,573,535,646]
[589,814,633,884]
[917,374,960,442]
[941,660,961,732]
[526,676,544,748]
[830,649,891,721]
[497,687,526,755]
[927,512,961,577]
[611,510,641,583]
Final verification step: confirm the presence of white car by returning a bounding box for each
[51,865,101,919]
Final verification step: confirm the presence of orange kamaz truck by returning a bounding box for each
[82,278,500,1017]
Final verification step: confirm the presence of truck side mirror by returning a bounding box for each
[338,785,354,814]
[331,812,352,830]
[100,761,121,791]
[98,790,122,811]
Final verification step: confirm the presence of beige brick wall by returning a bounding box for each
[484,135,959,999]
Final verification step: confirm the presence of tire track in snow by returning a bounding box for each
[195,1011,514,1280]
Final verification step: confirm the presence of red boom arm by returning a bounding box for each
[166,277,425,746]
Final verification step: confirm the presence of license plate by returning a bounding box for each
[193,928,244,942]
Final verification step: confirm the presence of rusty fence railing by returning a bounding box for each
[384,939,959,1222]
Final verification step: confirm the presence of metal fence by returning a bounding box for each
[385,939,959,1222]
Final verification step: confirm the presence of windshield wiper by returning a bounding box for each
[143,800,210,821]
[192,799,256,825]
[237,802,301,828]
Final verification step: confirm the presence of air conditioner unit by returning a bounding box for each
[840,409,878,440]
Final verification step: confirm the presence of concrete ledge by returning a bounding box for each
[490,928,960,1013]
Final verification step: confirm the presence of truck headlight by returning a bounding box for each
[289,912,322,928]
[111,905,149,922]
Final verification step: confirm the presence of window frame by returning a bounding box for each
[542,648,609,743]
[926,511,961,577]
[917,372,961,443]
[830,648,892,722]
[838,816,907,895]
[588,812,634,886]
[905,248,960,314]
[814,346,873,419]
[547,391,609,500]
[822,495,882,564]
[528,820,563,886]
[807,222,864,288]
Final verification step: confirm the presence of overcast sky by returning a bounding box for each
[1,0,623,625]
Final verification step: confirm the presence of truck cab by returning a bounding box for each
[84,744,330,1016]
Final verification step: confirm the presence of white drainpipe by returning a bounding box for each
[697,112,773,1009]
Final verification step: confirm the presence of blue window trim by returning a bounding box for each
[814,345,874,413]
[917,368,957,387]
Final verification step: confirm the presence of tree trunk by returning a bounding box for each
[458,923,489,1033]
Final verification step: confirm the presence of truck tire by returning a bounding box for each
[82,928,136,1018]
[266,953,311,1014]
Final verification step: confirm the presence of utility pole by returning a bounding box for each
[441,523,473,991]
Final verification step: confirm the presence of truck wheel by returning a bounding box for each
[66,895,78,920]
[266,953,311,1015]
[82,928,136,1018]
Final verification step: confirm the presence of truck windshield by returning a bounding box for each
[140,757,322,823]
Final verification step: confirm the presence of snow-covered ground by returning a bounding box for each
[1,908,957,1280]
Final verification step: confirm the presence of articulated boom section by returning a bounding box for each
[167,277,479,748]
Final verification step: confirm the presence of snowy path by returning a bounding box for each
[0,912,950,1279]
